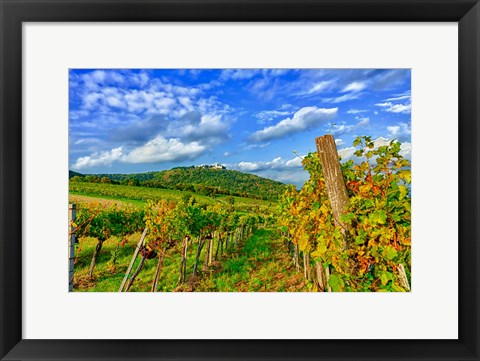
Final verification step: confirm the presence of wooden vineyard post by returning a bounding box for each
[68,203,76,292]
[315,262,325,292]
[118,227,148,292]
[397,263,411,291]
[208,232,214,265]
[315,134,351,243]
[324,266,332,292]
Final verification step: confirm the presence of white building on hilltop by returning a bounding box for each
[197,163,226,170]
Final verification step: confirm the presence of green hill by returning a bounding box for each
[69,167,287,201]
[69,170,84,178]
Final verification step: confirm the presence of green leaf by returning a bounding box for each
[383,246,397,260]
[328,274,344,292]
[391,213,401,222]
[392,284,406,292]
[380,271,393,285]
[399,170,411,183]
[355,234,366,245]
[404,201,411,213]
[398,185,408,200]
[354,150,364,157]
[369,210,387,225]
[316,235,327,254]
[340,212,355,224]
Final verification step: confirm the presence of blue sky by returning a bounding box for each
[69,69,411,187]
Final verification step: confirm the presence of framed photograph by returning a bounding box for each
[1,0,479,360]
[67,67,412,294]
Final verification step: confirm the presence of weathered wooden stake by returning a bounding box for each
[315,134,351,239]
[303,252,311,281]
[68,204,76,292]
[193,236,204,276]
[88,240,103,278]
[315,261,326,292]
[315,134,350,225]
[203,236,210,268]
[215,233,221,260]
[324,266,332,292]
[208,232,214,265]
[294,244,300,271]
[125,253,147,292]
[151,247,166,292]
[397,263,411,291]
[179,236,188,283]
[118,227,148,292]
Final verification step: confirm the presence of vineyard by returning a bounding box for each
[69,135,411,292]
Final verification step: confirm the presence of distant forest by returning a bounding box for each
[69,167,287,201]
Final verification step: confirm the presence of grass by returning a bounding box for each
[69,181,276,212]
[73,228,309,292]
[195,229,308,292]
[69,193,146,208]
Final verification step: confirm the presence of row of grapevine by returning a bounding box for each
[133,197,262,291]
[73,196,263,291]
[278,136,411,292]
[74,204,145,277]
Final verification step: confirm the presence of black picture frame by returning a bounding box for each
[1,1,479,360]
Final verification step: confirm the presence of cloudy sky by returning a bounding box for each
[69,69,411,187]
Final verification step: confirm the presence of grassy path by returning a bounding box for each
[195,228,309,292]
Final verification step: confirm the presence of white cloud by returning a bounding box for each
[122,136,205,164]
[385,94,411,102]
[387,122,411,141]
[376,91,411,114]
[342,81,367,93]
[356,117,370,126]
[254,109,292,124]
[347,109,368,114]
[170,114,229,145]
[234,161,263,172]
[250,106,337,142]
[75,70,226,121]
[337,146,357,161]
[73,136,206,169]
[73,147,123,169]
[322,92,365,103]
[373,136,392,147]
[78,70,149,92]
[229,155,304,173]
[329,117,369,136]
[372,70,409,90]
[227,155,308,186]
[285,157,304,168]
[399,142,412,159]
[69,110,90,120]
[106,96,125,108]
[220,69,260,81]
[335,138,344,146]
[83,93,104,109]
[376,102,411,114]
[244,142,271,150]
[279,104,295,110]
[296,81,332,96]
